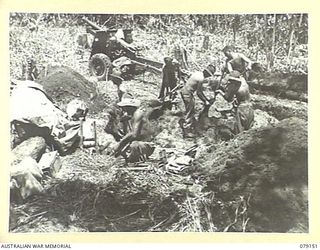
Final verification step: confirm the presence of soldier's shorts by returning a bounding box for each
[234,102,254,133]
[125,141,155,163]
[180,89,196,129]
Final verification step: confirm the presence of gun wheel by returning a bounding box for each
[89,53,112,81]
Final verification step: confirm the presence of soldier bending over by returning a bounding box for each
[180,64,216,137]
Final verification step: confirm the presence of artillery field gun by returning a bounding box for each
[82,17,164,81]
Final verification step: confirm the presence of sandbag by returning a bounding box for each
[11,137,46,164]
[10,157,44,201]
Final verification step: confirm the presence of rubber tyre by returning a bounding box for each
[89,53,112,81]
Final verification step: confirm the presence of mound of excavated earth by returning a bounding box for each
[37,65,110,114]
[251,94,307,121]
[259,73,307,93]
[197,117,308,232]
[249,73,307,102]
[38,65,96,103]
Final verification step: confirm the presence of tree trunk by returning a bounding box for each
[270,14,277,69]
[263,14,271,71]
[298,13,303,27]
[223,15,228,31]
[202,34,210,50]
[173,44,189,70]
[232,15,240,43]
[287,15,296,60]
[287,29,295,58]
[255,15,259,61]
[295,13,303,47]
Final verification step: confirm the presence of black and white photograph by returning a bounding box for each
[8,13,308,233]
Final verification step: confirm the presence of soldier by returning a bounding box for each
[222,45,252,80]
[112,98,166,163]
[109,67,125,101]
[158,57,181,101]
[22,58,38,81]
[180,64,216,137]
[215,70,254,134]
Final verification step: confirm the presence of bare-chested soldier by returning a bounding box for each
[222,45,253,80]
[180,64,216,137]
[111,98,168,163]
[215,70,254,134]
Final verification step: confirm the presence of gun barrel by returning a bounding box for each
[131,59,162,74]
[82,17,105,31]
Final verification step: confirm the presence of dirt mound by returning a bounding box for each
[249,73,307,102]
[37,66,97,108]
[37,65,112,114]
[287,74,308,92]
[254,72,307,93]
[197,117,308,232]
[251,94,307,121]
